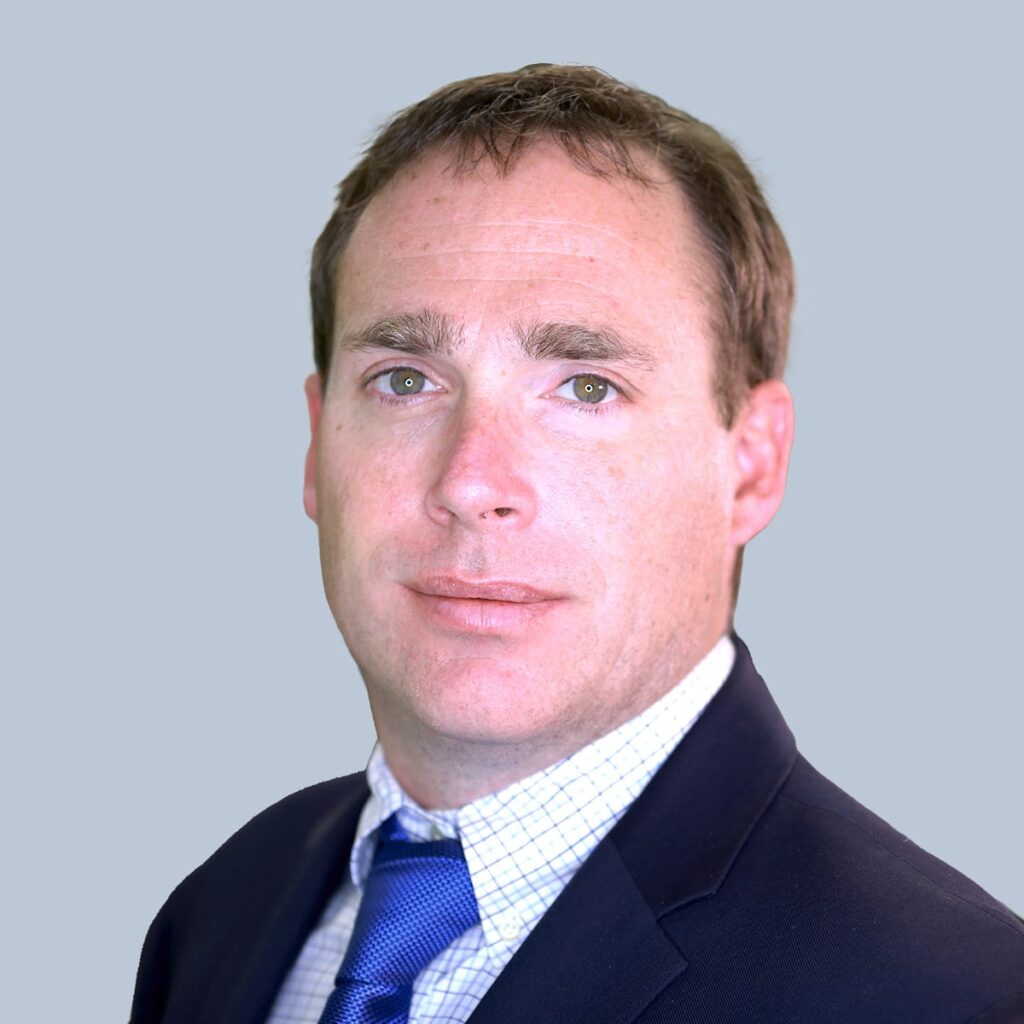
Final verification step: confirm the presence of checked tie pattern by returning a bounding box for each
[317,813,480,1024]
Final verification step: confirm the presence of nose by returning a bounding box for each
[424,404,538,530]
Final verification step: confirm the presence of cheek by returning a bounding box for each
[319,406,423,517]
[315,425,418,591]
[315,431,424,657]
[596,424,731,590]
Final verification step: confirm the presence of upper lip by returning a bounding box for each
[407,575,563,603]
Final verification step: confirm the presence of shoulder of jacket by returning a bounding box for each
[162,771,367,915]
[773,754,1024,945]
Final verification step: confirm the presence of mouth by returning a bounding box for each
[408,575,563,603]
[403,576,566,634]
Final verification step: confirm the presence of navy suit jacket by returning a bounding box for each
[130,637,1024,1022]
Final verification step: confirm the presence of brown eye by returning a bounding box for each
[570,374,611,404]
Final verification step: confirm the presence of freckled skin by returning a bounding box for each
[303,141,791,807]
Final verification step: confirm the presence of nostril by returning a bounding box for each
[494,508,513,518]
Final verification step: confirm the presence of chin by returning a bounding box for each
[381,657,566,747]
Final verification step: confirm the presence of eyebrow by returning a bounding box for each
[340,309,657,370]
[513,320,657,370]
[340,309,463,358]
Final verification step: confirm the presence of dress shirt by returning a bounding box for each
[266,633,735,1024]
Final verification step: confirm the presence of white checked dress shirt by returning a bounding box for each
[266,633,735,1024]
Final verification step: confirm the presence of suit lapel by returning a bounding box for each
[469,634,797,1024]
[467,838,686,1024]
[200,778,369,1024]
[612,634,798,917]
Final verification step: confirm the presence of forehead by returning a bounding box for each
[334,140,716,357]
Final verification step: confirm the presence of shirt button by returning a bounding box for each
[497,911,522,942]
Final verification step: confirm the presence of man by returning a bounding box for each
[130,64,1024,1023]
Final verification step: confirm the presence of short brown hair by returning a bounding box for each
[309,62,794,430]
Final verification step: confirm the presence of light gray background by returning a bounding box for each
[2,2,1021,1019]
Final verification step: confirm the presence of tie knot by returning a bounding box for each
[318,814,480,1023]
[342,814,479,987]
[373,813,465,869]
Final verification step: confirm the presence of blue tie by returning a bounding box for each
[317,814,480,1024]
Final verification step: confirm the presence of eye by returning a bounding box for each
[368,366,440,398]
[554,373,621,407]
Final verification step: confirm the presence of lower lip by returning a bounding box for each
[407,590,564,634]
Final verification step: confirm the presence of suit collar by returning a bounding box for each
[468,633,797,1024]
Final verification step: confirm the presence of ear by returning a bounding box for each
[729,379,795,546]
[303,373,324,522]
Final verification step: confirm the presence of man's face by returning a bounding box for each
[306,141,750,769]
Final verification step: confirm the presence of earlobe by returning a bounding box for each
[730,379,795,547]
[303,373,324,522]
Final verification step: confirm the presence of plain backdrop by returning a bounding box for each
[2,2,1021,1019]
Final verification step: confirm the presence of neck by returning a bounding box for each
[373,716,585,810]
